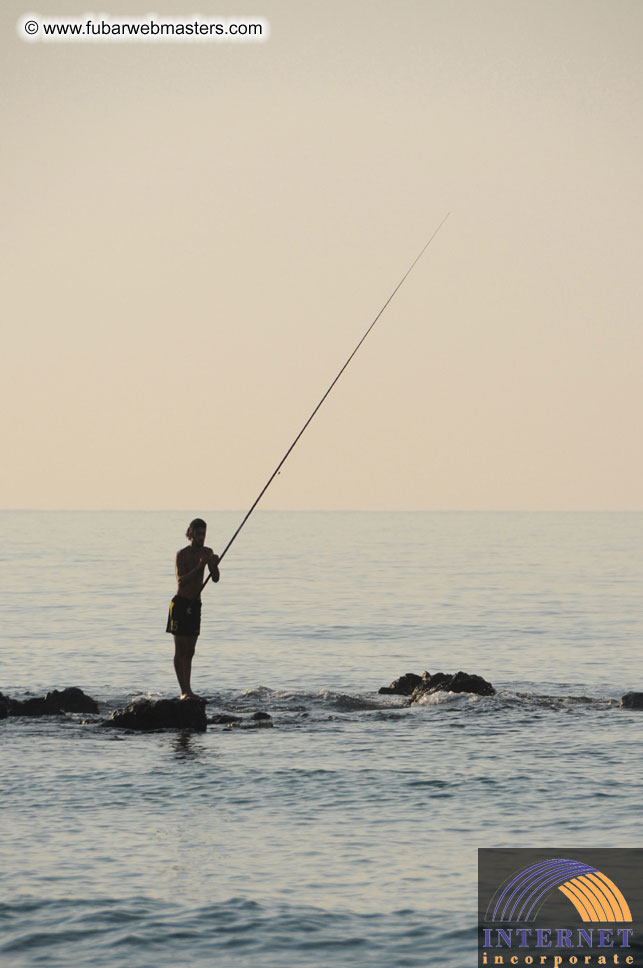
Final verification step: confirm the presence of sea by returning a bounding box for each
[1,510,642,968]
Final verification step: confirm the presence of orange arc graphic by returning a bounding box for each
[558,870,632,922]
[570,876,610,920]
[560,881,601,921]
[589,871,632,921]
[576,874,621,921]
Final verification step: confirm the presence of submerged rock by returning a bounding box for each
[378,673,423,696]
[103,697,207,732]
[0,687,99,717]
[621,692,643,710]
[208,713,243,725]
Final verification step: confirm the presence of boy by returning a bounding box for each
[166,518,220,700]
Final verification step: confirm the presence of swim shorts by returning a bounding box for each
[166,595,202,636]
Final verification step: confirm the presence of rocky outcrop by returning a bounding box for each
[412,670,496,700]
[379,670,496,700]
[621,692,643,710]
[0,687,99,717]
[0,688,274,731]
[103,697,207,732]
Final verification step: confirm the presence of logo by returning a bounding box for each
[488,858,632,924]
[478,850,642,968]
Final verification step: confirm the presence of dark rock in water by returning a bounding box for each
[417,671,450,693]
[621,692,643,710]
[1,687,99,717]
[411,670,496,700]
[103,697,207,732]
[209,713,243,725]
[378,670,495,701]
[12,695,63,716]
[378,672,423,696]
[0,691,44,717]
[251,711,272,721]
[45,687,99,714]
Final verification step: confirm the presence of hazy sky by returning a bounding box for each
[3,0,642,510]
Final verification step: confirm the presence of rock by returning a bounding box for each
[103,697,207,732]
[45,687,99,714]
[251,711,272,721]
[209,713,243,725]
[2,687,99,717]
[0,694,10,719]
[378,672,423,696]
[378,670,495,701]
[13,695,63,716]
[621,692,643,710]
[411,670,496,701]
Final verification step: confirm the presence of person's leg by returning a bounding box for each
[183,635,199,698]
[173,635,187,694]
[173,635,199,698]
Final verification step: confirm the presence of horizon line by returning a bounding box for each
[1,507,642,514]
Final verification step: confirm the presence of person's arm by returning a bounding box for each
[203,547,220,584]
[208,553,220,584]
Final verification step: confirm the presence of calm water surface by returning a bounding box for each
[1,512,642,967]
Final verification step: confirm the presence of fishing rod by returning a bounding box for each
[201,213,450,590]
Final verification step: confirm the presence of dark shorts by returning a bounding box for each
[166,596,202,636]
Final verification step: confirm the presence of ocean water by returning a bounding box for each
[1,510,642,968]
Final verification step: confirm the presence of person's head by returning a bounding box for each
[186,518,207,545]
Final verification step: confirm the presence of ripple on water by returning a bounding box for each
[0,896,471,968]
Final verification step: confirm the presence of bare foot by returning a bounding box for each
[180,691,205,702]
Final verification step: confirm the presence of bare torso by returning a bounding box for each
[175,544,217,599]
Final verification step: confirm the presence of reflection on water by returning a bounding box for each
[170,731,206,759]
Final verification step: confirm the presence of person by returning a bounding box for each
[166,518,220,700]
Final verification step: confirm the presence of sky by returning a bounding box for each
[3,0,642,510]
